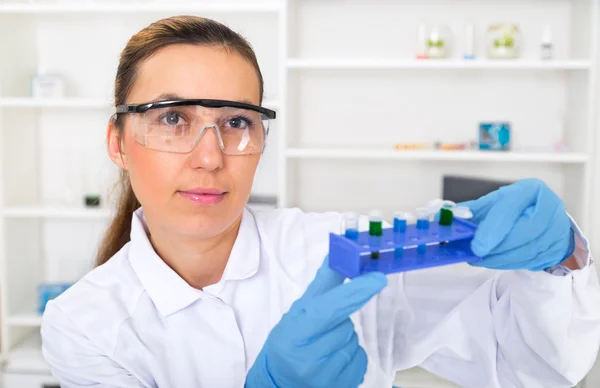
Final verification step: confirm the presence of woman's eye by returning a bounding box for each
[226,117,251,130]
[161,112,183,126]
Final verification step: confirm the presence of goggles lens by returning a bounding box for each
[128,104,270,155]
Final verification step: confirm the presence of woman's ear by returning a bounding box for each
[107,117,127,170]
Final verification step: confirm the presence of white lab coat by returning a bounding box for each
[41,206,600,388]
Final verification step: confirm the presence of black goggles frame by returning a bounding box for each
[115,99,277,120]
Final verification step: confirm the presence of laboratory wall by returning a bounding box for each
[0,0,599,387]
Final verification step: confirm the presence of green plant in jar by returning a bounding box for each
[487,23,521,59]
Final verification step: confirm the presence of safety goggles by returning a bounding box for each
[115,99,276,155]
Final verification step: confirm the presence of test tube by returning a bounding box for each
[342,212,359,240]
[439,200,456,226]
[393,211,408,233]
[368,210,383,237]
[368,210,383,259]
[415,207,430,254]
[415,207,430,230]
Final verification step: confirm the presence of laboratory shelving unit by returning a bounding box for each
[280,0,600,228]
[0,1,283,387]
[0,0,598,387]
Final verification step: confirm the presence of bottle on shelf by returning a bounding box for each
[463,23,476,60]
[541,25,553,60]
[416,22,428,59]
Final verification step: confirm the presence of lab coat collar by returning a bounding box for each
[127,207,260,316]
[204,207,261,294]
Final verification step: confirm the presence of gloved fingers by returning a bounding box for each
[519,234,572,271]
[470,180,544,257]
[528,245,571,271]
[309,272,387,332]
[473,241,568,271]
[486,206,570,258]
[469,240,537,269]
[469,232,569,270]
[457,189,501,224]
[335,343,368,388]
[476,201,565,256]
[297,319,356,359]
[301,255,347,300]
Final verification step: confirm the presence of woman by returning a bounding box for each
[41,16,600,388]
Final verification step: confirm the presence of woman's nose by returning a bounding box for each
[188,125,224,171]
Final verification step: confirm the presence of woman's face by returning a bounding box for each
[108,44,262,238]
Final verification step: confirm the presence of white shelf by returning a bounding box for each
[3,206,112,219]
[0,97,281,110]
[287,58,592,70]
[0,97,111,109]
[6,311,42,328]
[4,333,50,374]
[286,148,590,164]
[0,2,280,14]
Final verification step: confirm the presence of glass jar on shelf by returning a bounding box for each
[486,23,522,59]
[426,24,452,59]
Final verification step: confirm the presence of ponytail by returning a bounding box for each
[95,170,140,266]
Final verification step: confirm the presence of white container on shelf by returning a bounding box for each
[31,74,65,99]
[541,25,554,60]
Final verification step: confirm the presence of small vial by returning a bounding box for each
[342,212,359,240]
[368,210,383,237]
[393,211,408,233]
[439,200,456,226]
[415,208,430,230]
[541,25,553,60]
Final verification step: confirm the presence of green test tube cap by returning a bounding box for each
[368,210,383,236]
[439,200,456,226]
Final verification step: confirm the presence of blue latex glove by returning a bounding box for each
[461,178,575,271]
[245,257,387,388]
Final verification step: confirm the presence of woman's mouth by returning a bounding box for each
[178,188,226,205]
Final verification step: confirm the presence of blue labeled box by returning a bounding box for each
[479,122,511,151]
[37,283,71,314]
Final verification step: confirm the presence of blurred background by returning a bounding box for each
[0,0,599,387]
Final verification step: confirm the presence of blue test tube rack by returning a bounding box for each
[329,218,482,278]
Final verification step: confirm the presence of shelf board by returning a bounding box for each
[0,97,111,109]
[286,148,590,164]
[287,58,592,70]
[3,206,113,219]
[0,97,280,110]
[6,311,42,328]
[4,333,50,374]
[0,2,280,14]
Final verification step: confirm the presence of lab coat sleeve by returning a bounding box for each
[367,225,600,388]
[41,302,146,388]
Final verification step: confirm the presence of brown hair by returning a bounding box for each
[95,16,265,266]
